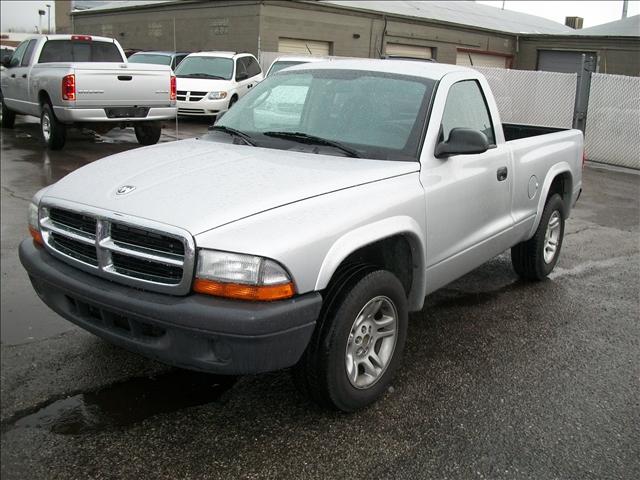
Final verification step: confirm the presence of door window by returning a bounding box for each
[245,57,262,78]
[21,39,37,66]
[9,41,29,67]
[441,80,495,144]
[235,57,249,81]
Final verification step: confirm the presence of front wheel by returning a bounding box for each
[134,123,162,145]
[511,193,566,280]
[293,268,408,412]
[40,103,66,150]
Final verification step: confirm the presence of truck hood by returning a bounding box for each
[176,77,230,92]
[43,139,419,235]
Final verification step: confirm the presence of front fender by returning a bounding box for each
[315,216,426,311]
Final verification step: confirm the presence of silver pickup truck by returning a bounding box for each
[1,34,176,150]
[19,60,583,411]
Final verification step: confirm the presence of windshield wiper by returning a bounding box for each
[209,125,256,146]
[262,131,361,158]
[179,73,226,79]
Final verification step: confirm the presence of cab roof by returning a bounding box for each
[284,58,474,81]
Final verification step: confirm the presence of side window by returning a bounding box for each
[9,41,29,67]
[235,57,248,81]
[246,57,261,77]
[441,80,495,145]
[175,55,186,68]
[21,39,37,66]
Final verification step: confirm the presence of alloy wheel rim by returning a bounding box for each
[42,113,51,141]
[345,295,398,389]
[544,210,561,264]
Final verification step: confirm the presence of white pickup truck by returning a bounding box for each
[1,34,176,149]
[19,60,583,411]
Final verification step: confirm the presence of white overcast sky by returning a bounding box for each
[1,0,639,32]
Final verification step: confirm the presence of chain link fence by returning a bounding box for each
[584,73,640,169]
[473,67,577,129]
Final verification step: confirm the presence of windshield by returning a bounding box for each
[129,53,172,66]
[174,56,233,80]
[211,69,436,161]
[268,60,308,76]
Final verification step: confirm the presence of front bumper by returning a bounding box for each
[177,98,229,116]
[19,240,321,375]
[53,106,177,123]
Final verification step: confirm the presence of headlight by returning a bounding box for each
[193,250,294,301]
[208,91,228,100]
[28,202,43,245]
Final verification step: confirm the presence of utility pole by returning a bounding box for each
[622,0,629,18]
[501,1,506,10]
[46,4,52,33]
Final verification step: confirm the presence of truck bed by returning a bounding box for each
[503,123,566,142]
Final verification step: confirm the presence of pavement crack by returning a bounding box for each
[1,185,32,202]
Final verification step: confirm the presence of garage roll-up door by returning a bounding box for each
[456,51,509,68]
[278,38,331,56]
[385,43,433,59]
[537,50,596,74]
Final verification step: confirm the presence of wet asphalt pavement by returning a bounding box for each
[1,116,639,479]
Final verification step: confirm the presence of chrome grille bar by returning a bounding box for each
[38,200,196,295]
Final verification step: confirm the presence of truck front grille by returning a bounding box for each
[50,232,99,266]
[111,222,184,256]
[40,204,195,295]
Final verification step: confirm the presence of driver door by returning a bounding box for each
[423,79,514,292]
[2,40,29,110]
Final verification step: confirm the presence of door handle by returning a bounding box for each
[21,74,27,79]
[497,167,508,182]
[247,84,253,89]
[10,74,15,78]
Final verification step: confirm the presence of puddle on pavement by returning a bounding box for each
[428,280,529,309]
[3,370,236,435]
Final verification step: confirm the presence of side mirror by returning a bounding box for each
[1,56,14,69]
[435,128,490,158]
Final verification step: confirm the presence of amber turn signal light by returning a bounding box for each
[29,226,44,246]
[193,278,295,301]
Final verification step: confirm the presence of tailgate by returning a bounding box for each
[73,63,172,107]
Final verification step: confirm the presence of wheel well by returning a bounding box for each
[334,235,414,299]
[38,90,51,107]
[231,93,238,100]
[548,172,573,208]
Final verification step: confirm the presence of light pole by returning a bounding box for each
[38,9,45,33]
[46,4,51,33]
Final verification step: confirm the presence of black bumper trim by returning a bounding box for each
[19,239,322,374]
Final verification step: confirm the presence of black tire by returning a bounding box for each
[40,103,66,150]
[134,123,162,145]
[293,267,408,412]
[1,94,16,129]
[228,95,238,109]
[511,193,566,280]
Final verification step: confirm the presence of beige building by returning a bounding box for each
[54,0,640,76]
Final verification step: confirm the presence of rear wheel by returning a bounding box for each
[293,268,408,412]
[511,193,566,280]
[40,103,66,150]
[1,93,16,129]
[134,123,162,145]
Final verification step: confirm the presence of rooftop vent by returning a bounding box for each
[565,16,584,29]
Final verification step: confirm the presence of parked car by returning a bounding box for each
[0,34,176,149]
[265,55,327,77]
[20,60,583,411]
[0,45,15,70]
[174,51,263,117]
[129,51,190,71]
